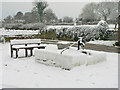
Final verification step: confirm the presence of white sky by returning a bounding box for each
[0,2,2,20]
[1,0,118,2]
[2,2,88,19]
[1,0,118,20]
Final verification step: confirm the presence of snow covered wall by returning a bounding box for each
[35,44,106,70]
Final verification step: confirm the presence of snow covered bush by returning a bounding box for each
[3,20,110,41]
[4,23,22,30]
[53,20,109,41]
[0,36,6,44]
[4,23,46,32]
[54,25,99,41]
[97,20,109,40]
[21,23,46,31]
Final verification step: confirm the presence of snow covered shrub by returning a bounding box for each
[21,23,46,31]
[97,20,109,29]
[4,23,22,29]
[73,32,79,41]
[48,20,109,41]
[56,28,64,38]
[55,26,98,41]
[0,36,6,44]
[97,20,109,40]
[103,31,117,40]
[73,26,99,41]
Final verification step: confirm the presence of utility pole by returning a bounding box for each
[118,1,120,45]
[116,1,120,46]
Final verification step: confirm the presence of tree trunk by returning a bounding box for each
[104,15,107,22]
[118,15,120,43]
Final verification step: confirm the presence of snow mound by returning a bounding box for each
[97,20,109,29]
[35,44,106,70]
[57,41,70,44]
[87,40,116,46]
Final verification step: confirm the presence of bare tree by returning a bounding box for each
[14,11,23,20]
[79,2,118,23]
[63,16,73,23]
[80,3,97,22]
[4,15,13,23]
[96,2,118,22]
[33,0,48,23]
[23,12,32,23]
[44,8,58,23]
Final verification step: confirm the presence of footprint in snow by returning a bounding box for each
[91,82,95,84]
[47,75,51,78]
[76,79,82,81]
[34,72,38,74]
[5,64,7,67]
[17,70,20,72]
[24,66,27,68]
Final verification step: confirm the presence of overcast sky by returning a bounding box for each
[1,0,117,20]
[2,2,89,20]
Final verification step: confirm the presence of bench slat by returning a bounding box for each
[12,45,46,49]
[10,39,41,45]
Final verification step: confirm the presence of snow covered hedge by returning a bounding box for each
[53,20,109,41]
[3,20,111,41]
[4,23,46,31]
[4,23,23,30]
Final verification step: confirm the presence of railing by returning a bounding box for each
[60,41,78,54]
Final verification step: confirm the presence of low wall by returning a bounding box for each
[34,45,106,70]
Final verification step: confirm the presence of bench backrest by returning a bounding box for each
[10,39,41,45]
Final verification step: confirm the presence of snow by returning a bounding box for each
[109,24,117,28]
[0,28,39,36]
[10,39,41,45]
[0,23,116,38]
[47,24,114,29]
[57,41,70,44]
[0,42,118,88]
[87,40,116,46]
[0,25,98,37]
[35,44,106,69]
[47,25,98,30]
[97,20,107,26]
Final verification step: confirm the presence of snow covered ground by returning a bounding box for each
[0,42,118,88]
[87,40,116,46]
[0,28,39,36]
[109,24,118,31]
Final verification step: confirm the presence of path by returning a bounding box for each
[41,39,120,53]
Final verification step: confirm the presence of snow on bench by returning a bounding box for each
[35,45,106,70]
[10,39,41,45]
[10,39,46,58]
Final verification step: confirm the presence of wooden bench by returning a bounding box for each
[10,39,46,58]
